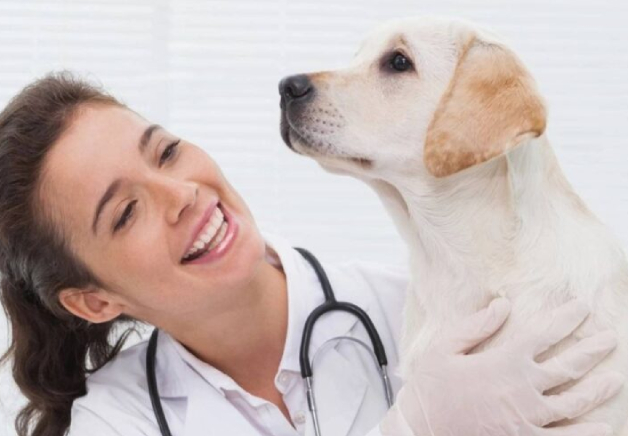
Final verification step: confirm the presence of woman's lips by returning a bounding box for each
[182,200,219,260]
[182,203,239,265]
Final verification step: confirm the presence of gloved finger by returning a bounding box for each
[535,330,618,391]
[539,422,613,436]
[379,402,419,436]
[522,300,590,357]
[437,297,511,355]
[391,385,433,436]
[537,371,625,426]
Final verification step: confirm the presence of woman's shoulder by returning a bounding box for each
[68,337,158,434]
[330,258,410,298]
[322,258,411,336]
[86,335,151,392]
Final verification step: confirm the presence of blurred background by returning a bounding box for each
[0,0,626,434]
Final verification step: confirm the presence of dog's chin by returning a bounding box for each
[280,121,373,174]
[316,154,374,177]
[295,138,372,175]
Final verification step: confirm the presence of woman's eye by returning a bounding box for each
[114,199,137,232]
[112,139,181,233]
[390,52,412,72]
[159,139,181,167]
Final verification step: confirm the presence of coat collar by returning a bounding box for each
[264,232,371,374]
[153,232,374,435]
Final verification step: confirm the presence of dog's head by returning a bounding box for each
[279,16,547,180]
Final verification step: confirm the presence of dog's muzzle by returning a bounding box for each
[279,74,314,150]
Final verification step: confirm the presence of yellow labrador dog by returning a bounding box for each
[279,16,628,433]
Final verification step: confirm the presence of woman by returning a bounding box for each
[0,71,623,436]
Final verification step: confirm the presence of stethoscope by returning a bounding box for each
[146,247,393,436]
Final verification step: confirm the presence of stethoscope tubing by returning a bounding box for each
[145,247,392,436]
[295,247,393,436]
[147,328,173,436]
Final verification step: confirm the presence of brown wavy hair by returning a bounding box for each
[0,71,140,436]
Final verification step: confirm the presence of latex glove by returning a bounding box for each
[380,299,624,436]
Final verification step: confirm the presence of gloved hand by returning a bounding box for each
[380,298,625,436]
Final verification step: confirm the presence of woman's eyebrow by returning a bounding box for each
[139,124,162,154]
[91,123,163,236]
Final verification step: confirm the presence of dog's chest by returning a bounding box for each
[401,279,627,363]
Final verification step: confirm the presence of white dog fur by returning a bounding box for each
[280,16,628,433]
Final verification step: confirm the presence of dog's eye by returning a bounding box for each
[390,52,412,72]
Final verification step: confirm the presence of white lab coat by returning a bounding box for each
[67,232,410,436]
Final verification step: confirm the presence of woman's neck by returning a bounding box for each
[166,247,289,391]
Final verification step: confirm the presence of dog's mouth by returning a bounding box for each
[279,106,297,151]
[279,107,373,169]
[280,103,311,153]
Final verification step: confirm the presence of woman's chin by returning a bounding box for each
[198,218,266,282]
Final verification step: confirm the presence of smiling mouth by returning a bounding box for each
[181,203,230,263]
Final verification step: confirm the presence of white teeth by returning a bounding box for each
[208,222,228,250]
[183,206,227,260]
[202,209,223,240]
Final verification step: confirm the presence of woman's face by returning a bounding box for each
[41,103,267,325]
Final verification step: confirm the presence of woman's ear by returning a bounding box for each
[424,34,547,178]
[58,286,124,323]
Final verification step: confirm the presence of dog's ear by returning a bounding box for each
[424,35,547,178]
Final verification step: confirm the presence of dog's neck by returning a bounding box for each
[374,133,627,322]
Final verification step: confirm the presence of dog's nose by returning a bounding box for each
[279,74,312,102]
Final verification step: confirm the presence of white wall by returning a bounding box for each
[0,0,626,434]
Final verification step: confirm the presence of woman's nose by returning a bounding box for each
[149,176,198,224]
